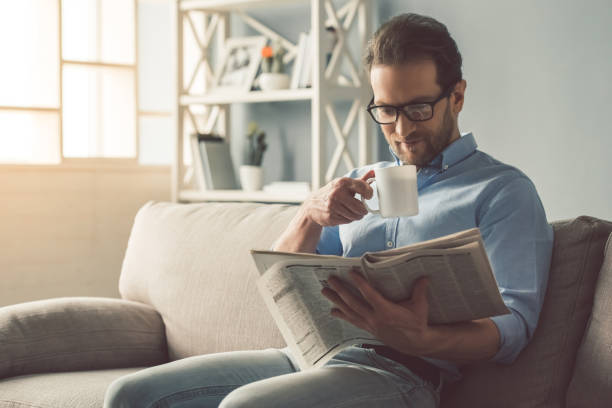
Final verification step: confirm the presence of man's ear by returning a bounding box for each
[451,80,467,115]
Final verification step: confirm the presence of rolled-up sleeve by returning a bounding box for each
[478,177,553,364]
[316,225,343,255]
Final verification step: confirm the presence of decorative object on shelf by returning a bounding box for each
[213,36,267,94]
[240,165,264,192]
[240,122,268,191]
[191,133,239,190]
[258,42,290,91]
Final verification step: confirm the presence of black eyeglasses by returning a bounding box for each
[366,86,453,124]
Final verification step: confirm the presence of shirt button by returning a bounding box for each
[386,241,394,248]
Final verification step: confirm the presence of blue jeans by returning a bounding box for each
[104,346,440,408]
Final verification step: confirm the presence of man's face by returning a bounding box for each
[369,60,465,167]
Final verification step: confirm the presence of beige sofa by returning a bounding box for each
[1,201,611,407]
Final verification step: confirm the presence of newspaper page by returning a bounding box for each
[257,258,381,370]
[252,228,510,369]
[251,228,484,274]
[361,243,509,324]
[360,228,483,261]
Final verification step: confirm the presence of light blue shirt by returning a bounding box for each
[316,133,553,377]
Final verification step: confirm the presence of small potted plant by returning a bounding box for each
[240,122,268,191]
[258,42,290,90]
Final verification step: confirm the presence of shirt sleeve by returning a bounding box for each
[478,176,553,364]
[316,225,343,256]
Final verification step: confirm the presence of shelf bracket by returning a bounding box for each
[323,0,361,87]
[324,99,360,182]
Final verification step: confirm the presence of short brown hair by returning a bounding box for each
[364,13,462,90]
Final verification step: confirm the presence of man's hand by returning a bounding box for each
[322,269,433,356]
[273,170,375,253]
[303,170,375,227]
[321,269,502,363]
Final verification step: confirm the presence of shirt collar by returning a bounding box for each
[389,132,478,170]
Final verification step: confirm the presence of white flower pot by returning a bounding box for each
[240,165,264,191]
[259,73,290,91]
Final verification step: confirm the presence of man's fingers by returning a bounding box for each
[327,277,373,317]
[330,308,368,331]
[333,201,364,221]
[360,169,375,181]
[321,287,364,323]
[324,183,367,219]
[349,269,390,309]
[411,277,430,305]
[348,173,374,200]
[343,197,368,217]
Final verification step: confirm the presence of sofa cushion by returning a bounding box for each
[0,297,167,380]
[566,234,612,407]
[119,201,298,360]
[0,367,142,408]
[442,216,612,408]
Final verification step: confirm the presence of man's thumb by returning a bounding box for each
[412,277,430,304]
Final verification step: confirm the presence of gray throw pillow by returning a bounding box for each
[441,216,612,408]
[566,234,612,407]
[0,297,168,379]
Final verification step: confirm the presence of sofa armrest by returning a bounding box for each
[0,297,168,379]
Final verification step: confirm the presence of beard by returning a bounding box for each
[390,103,455,168]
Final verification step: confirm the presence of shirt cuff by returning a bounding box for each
[489,311,529,364]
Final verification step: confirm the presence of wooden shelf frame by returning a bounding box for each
[179,188,308,203]
[173,0,373,203]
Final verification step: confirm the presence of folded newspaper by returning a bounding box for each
[250,228,510,370]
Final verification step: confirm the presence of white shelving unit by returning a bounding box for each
[173,0,372,203]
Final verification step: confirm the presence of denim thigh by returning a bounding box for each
[103,348,297,408]
[219,346,439,408]
[105,347,439,408]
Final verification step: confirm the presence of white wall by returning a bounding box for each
[380,0,612,221]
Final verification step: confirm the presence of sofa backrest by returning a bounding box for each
[566,234,612,407]
[442,216,612,408]
[119,201,299,360]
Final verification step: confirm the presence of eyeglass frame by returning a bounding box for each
[366,84,455,124]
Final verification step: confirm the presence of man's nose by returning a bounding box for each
[395,112,417,138]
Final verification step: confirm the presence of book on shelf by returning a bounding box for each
[250,228,509,370]
[290,32,308,89]
[290,27,346,89]
[190,133,207,190]
[299,31,313,88]
[289,31,313,89]
[190,133,239,190]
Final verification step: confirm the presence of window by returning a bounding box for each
[0,0,173,165]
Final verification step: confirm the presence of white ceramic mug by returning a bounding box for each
[360,165,419,218]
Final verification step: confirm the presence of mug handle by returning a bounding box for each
[360,178,380,214]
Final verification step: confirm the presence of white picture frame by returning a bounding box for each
[212,36,267,94]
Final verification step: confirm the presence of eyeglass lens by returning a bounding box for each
[370,104,433,123]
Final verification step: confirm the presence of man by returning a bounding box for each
[105,13,553,408]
